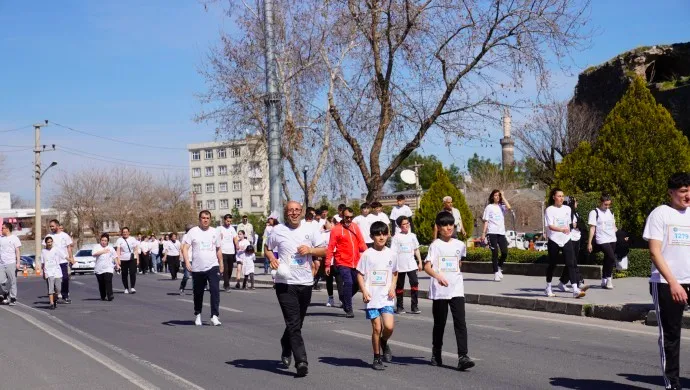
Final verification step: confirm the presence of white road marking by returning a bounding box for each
[12,303,205,390]
[478,309,690,340]
[398,313,521,333]
[334,329,482,361]
[72,281,85,285]
[177,299,243,313]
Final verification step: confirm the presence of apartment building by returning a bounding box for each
[188,138,269,220]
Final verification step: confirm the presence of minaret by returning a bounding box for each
[500,108,515,169]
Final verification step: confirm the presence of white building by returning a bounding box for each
[188,138,269,220]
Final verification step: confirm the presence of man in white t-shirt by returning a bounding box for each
[587,193,618,289]
[300,207,320,234]
[353,203,374,248]
[367,202,391,236]
[265,200,326,378]
[44,220,75,303]
[0,222,22,305]
[389,194,413,235]
[183,210,223,327]
[317,207,328,228]
[644,172,690,390]
[237,215,255,245]
[434,196,466,239]
[218,214,239,292]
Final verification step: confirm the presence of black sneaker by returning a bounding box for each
[395,307,406,314]
[372,357,384,371]
[49,303,56,310]
[381,341,392,363]
[63,298,72,304]
[8,298,16,306]
[409,307,421,314]
[57,298,67,304]
[457,355,475,371]
[431,349,442,367]
[281,355,291,368]
[345,311,355,318]
[312,284,321,291]
[295,362,308,377]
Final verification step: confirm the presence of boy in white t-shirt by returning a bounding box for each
[389,194,413,235]
[424,211,475,371]
[644,172,690,390]
[356,221,398,371]
[42,237,63,310]
[353,203,374,248]
[391,216,422,314]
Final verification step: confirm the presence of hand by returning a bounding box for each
[219,264,224,275]
[562,227,570,234]
[270,258,279,270]
[185,261,192,272]
[387,288,395,300]
[670,282,688,304]
[587,243,593,253]
[362,290,371,303]
[16,262,21,270]
[480,235,486,243]
[417,263,423,272]
[436,275,449,287]
[70,257,76,265]
[325,266,331,276]
[297,245,311,256]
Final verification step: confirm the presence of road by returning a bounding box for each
[1,273,688,389]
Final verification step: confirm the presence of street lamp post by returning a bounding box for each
[302,166,309,210]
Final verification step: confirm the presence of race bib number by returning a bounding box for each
[439,256,459,273]
[669,226,690,246]
[491,212,502,221]
[555,218,567,227]
[603,220,615,230]
[289,254,307,268]
[369,270,388,286]
[399,244,411,253]
[199,240,214,251]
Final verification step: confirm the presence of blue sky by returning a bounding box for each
[1,0,688,202]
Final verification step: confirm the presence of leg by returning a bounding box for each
[381,312,395,342]
[54,278,62,301]
[449,297,469,356]
[432,299,449,351]
[545,240,560,283]
[371,316,383,355]
[488,234,500,273]
[338,266,354,313]
[60,263,69,299]
[121,260,130,289]
[5,264,18,300]
[651,282,687,389]
[129,258,137,288]
[275,284,293,359]
[409,271,420,311]
[395,271,407,310]
[96,274,106,299]
[498,235,509,268]
[105,273,114,300]
[276,284,310,364]
[208,267,220,317]
[333,266,344,304]
[192,272,205,315]
[350,268,360,297]
[222,254,231,289]
[562,241,580,290]
[326,269,334,297]
[0,265,8,298]
[250,273,254,289]
[180,266,189,291]
[601,243,617,279]
[243,275,248,289]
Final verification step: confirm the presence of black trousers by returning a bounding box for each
[192,266,220,316]
[96,273,114,300]
[546,240,579,286]
[276,283,312,365]
[168,256,180,280]
[591,242,617,278]
[560,239,583,285]
[432,297,468,356]
[651,282,690,389]
[326,265,343,302]
[396,270,419,310]
[222,253,236,289]
[120,259,136,290]
[487,234,508,273]
[242,273,255,289]
[139,254,150,274]
[59,263,70,299]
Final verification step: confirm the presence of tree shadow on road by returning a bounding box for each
[226,360,296,377]
[618,373,690,388]
[318,356,370,368]
[162,320,196,326]
[549,377,648,389]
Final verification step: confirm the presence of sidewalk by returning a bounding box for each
[252,271,660,324]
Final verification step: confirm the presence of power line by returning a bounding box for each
[51,121,190,151]
[59,145,188,168]
[56,147,188,171]
[0,125,32,133]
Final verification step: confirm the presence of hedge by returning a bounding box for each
[418,246,651,278]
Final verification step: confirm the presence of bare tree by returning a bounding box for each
[10,194,30,208]
[514,99,599,185]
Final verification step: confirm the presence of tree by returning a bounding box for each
[465,153,525,192]
[553,76,690,237]
[388,152,462,191]
[413,168,472,244]
[201,0,591,202]
[10,194,30,208]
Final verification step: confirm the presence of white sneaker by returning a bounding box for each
[494,273,502,282]
[557,282,571,293]
[498,268,504,278]
[124,289,129,294]
[210,315,222,326]
[545,286,555,297]
[573,289,586,299]
[326,297,334,307]
[601,278,607,288]
[605,278,614,290]
[130,288,136,294]
[195,314,202,326]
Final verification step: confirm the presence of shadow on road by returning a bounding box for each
[549,377,648,389]
[82,298,105,301]
[162,320,196,326]
[166,293,184,296]
[305,312,345,318]
[618,373,690,388]
[389,356,429,366]
[318,356,370,368]
[225,360,296,377]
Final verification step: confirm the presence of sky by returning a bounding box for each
[0,0,689,204]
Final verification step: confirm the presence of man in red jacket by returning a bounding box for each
[326,207,367,318]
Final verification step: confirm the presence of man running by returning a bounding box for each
[326,207,367,318]
[217,214,239,293]
[45,220,75,303]
[0,222,21,305]
[265,200,326,377]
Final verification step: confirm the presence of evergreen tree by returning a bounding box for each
[553,76,690,237]
[413,168,472,244]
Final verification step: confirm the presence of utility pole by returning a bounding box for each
[34,121,48,270]
[409,161,424,211]
[263,0,283,220]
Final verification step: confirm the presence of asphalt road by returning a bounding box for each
[1,273,688,389]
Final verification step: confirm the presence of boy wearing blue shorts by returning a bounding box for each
[357,221,398,370]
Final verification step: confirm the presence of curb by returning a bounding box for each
[253,278,652,324]
[645,310,690,329]
[461,262,602,279]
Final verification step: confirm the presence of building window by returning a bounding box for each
[251,195,263,208]
[250,178,262,191]
[248,161,262,178]
[218,165,228,176]
[219,182,228,192]
[233,198,243,208]
[206,183,215,193]
[196,201,203,209]
[193,184,202,194]
[230,147,241,158]
[217,148,226,159]
[207,200,216,210]
[205,166,214,177]
[220,199,229,209]
[192,168,201,178]
[191,151,200,161]
[232,181,242,191]
[205,150,213,160]
[232,163,241,175]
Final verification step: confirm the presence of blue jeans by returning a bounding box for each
[180,266,192,291]
[150,253,161,272]
[336,266,359,313]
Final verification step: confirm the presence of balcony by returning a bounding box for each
[247,169,263,179]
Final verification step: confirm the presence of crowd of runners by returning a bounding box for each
[0,175,689,388]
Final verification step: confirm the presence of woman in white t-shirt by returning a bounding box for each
[587,193,618,289]
[92,233,118,301]
[164,233,182,280]
[481,190,511,282]
[544,189,585,299]
[234,231,250,289]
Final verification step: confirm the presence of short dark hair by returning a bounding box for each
[396,194,405,201]
[343,207,354,215]
[100,233,110,240]
[435,211,455,227]
[396,215,409,227]
[223,214,232,220]
[369,221,389,237]
[320,206,329,213]
[549,188,563,206]
[242,215,248,218]
[337,204,346,211]
[668,172,690,189]
[121,227,130,232]
[238,230,246,235]
[360,202,370,209]
[44,236,53,244]
[245,245,255,253]
[49,219,60,225]
[2,222,12,232]
[306,207,315,215]
[199,210,211,219]
[599,193,612,203]
[370,201,382,208]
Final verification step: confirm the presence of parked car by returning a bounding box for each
[72,247,95,275]
[534,241,548,252]
[507,236,527,250]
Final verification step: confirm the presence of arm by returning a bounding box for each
[325,230,336,267]
[588,225,596,252]
[481,220,488,241]
[357,271,370,302]
[650,239,688,303]
[423,261,448,287]
[433,224,438,240]
[353,225,367,253]
[116,243,122,259]
[414,248,423,271]
[265,245,278,269]
[182,243,191,271]
[15,246,21,270]
[67,243,75,264]
[311,259,321,277]
[502,193,512,210]
[389,271,398,299]
[216,247,224,273]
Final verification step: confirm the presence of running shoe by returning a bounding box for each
[124,289,130,294]
[130,288,137,294]
[194,314,202,326]
[493,273,501,282]
[281,355,291,368]
[326,297,334,307]
[180,289,184,295]
[210,315,222,326]
[573,290,586,299]
[605,278,614,290]
[345,311,355,318]
[8,299,16,306]
[1,298,8,305]
[381,341,392,363]
[62,298,71,304]
[49,303,56,310]
[409,307,421,314]
[600,278,607,288]
[395,307,406,314]
[430,349,442,367]
[457,355,475,371]
[498,268,504,279]
[545,286,555,297]
[225,288,232,293]
[295,362,309,377]
[372,357,384,371]
[580,284,590,292]
[557,282,571,292]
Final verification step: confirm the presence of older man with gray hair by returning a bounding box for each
[433,196,466,239]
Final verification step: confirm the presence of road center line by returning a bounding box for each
[333,329,482,361]
[72,280,85,285]
[177,299,243,313]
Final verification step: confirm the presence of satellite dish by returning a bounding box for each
[400,169,417,185]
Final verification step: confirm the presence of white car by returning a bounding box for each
[507,236,526,250]
[534,241,548,252]
[72,247,96,275]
